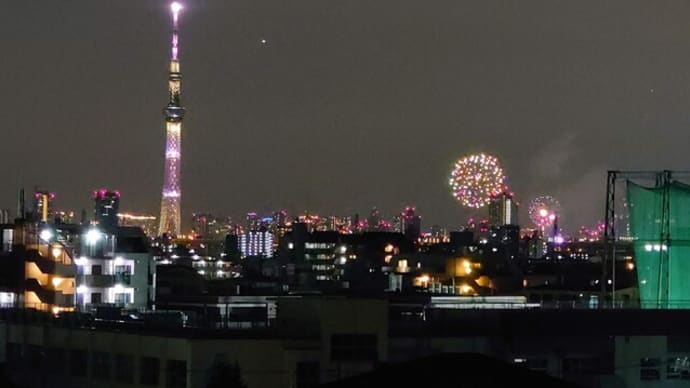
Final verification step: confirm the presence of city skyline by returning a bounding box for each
[3,1,690,231]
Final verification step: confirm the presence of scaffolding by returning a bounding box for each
[605,170,690,309]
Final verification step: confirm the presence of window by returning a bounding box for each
[296,361,320,388]
[115,354,134,383]
[667,357,690,379]
[166,359,187,388]
[115,265,133,275]
[92,265,102,275]
[92,351,111,380]
[330,334,378,362]
[115,265,133,285]
[140,357,160,386]
[640,358,661,380]
[91,292,102,304]
[70,349,87,377]
[115,292,131,305]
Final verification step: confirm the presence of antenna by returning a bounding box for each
[170,2,182,61]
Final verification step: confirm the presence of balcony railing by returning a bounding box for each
[75,274,116,288]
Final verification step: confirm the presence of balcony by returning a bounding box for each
[24,279,74,308]
[76,274,116,288]
[25,247,77,278]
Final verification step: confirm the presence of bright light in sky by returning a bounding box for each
[171,2,183,15]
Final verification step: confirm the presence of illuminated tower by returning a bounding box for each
[158,2,185,236]
[33,190,55,223]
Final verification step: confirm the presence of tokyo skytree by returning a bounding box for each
[158,2,185,236]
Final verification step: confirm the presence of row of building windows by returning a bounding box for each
[77,264,133,276]
[6,343,187,387]
[641,357,690,380]
[514,356,612,375]
[305,243,336,250]
[514,355,690,380]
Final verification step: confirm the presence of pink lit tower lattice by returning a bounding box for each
[158,2,185,236]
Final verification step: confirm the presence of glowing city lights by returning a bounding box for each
[449,153,506,208]
[39,229,53,242]
[163,190,180,198]
[85,228,102,246]
[51,246,62,259]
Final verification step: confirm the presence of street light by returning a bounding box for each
[86,228,102,246]
[39,229,53,242]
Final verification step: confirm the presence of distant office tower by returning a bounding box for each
[192,213,212,237]
[94,189,120,230]
[328,216,352,234]
[33,190,55,223]
[392,215,402,233]
[158,2,186,236]
[246,212,260,230]
[224,234,241,260]
[401,206,421,241]
[0,209,9,224]
[488,191,518,227]
[271,210,289,238]
[54,210,77,224]
[239,227,274,258]
[274,210,287,228]
[367,207,381,231]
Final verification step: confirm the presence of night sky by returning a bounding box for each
[3,1,690,232]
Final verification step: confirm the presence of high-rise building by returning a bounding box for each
[94,189,120,230]
[158,2,186,237]
[271,210,289,239]
[246,212,260,230]
[33,190,55,223]
[0,209,10,224]
[367,207,381,231]
[400,206,421,242]
[192,212,212,238]
[54,210,77,224]
[239,227,274,258]
[488,191,518,227]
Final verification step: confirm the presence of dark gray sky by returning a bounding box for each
[3,0,690,232]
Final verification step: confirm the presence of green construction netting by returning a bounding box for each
[627,180,690,308]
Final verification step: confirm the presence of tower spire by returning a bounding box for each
[158,2,185,237]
